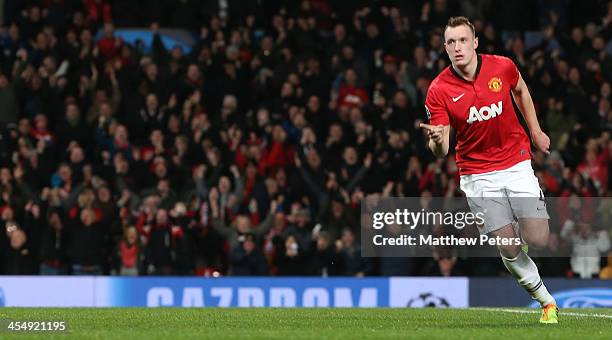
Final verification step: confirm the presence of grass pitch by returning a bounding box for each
[0,308,610,339]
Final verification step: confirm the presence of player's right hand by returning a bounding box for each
[420,123,445,144]
[531,130,551,155]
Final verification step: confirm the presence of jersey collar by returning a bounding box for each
[450,54,482,82]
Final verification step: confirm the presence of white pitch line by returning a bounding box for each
[472,307,612,319]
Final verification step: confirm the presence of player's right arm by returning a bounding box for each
[422,85,451,158]
[421,123,450,157]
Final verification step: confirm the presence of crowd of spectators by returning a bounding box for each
[0,0,611,278]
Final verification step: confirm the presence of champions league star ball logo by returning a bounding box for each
[407,293,450,308]
[488,77,502,92]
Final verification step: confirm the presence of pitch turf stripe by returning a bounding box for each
[473,307,612,319]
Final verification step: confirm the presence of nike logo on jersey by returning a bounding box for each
[466,101,503,124]
[452,93,465,102]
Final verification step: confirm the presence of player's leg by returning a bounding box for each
[462,162,558,322]
[502,162,558,322]
[493,227,555,302]
[486,224,557,324]
[512,218,558,323]
[488,224,556,320]
[487,223,520,258]
[465,191,551,307]
[518,217,549,249]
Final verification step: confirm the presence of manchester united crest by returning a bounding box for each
[488,77,502,92]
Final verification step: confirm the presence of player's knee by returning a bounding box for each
[524,230,549,249]
[498,243,520,259]
[520,219,550,249]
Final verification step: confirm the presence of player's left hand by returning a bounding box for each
[531,130,550,155]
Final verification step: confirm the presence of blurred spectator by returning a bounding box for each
[336,228,370,276]
[140,208,177,275]
[229,233,268,276]
[308,230,343,276]
[561,219,611,278]
[67,207,108,275]
[276,234,307,276]
[116,226,141,276]
[425,249,464,277]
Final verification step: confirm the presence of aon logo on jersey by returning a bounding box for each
[466,101,503,124]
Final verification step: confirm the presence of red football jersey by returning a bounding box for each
[425,54,531,175]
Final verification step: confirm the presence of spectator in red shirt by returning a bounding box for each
[117,226,141,276]
[338,68,369,108]
[577,140,609,194]
[97,23,121,61]
[259,125,295,175]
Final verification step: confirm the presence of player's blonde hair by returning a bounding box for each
[444,16,475,38]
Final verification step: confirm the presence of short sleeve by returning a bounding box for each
[506,58,520,89]
[425,86,449,126]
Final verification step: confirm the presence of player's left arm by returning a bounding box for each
[511,73,550,154]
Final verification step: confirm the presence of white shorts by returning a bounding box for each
[459,160,549,234]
